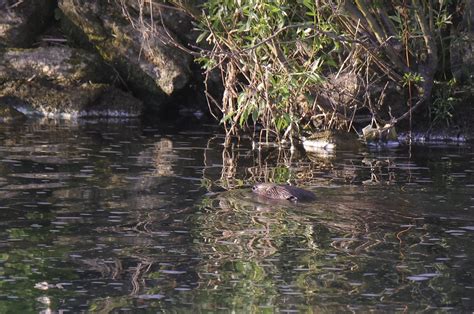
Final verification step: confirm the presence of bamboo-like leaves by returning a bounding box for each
[193,0,464,140]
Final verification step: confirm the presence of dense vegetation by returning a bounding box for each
[187,0,469,143]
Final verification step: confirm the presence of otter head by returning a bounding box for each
[252,183,297,201]
[252,183,316,202]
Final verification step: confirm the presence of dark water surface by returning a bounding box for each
[0,120,472,312]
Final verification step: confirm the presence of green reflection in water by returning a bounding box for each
[0,120,472,312]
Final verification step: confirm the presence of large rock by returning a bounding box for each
[302,130,360,152]
[0,47,143,118]
[58,0,192,111]
[0,81,143,118]
[0,0,56,47]
[0,46,114,84]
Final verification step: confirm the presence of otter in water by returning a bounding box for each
[252,183,316,202]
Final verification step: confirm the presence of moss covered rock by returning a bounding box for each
[0,46,142,118]
[58,0,192,111]
[0,46,114,84]
[0,0,56,47]
[0,81,142,118]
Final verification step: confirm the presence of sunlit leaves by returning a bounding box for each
[196,0,340,141]
[402,72,424,86]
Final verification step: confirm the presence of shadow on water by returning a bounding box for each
[0,119,472,312]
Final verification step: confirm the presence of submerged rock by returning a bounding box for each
[252,183,316,202]
[58,0,192,111]
[398,130,468,144]
[302,130,360,152]
[362,123,398,143]
[0,0,56,47]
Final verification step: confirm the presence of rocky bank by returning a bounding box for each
[0,0,472,143]
[0,0,206,121]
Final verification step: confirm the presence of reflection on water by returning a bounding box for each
[0,119,472,312]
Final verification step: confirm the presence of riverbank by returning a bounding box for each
[0,1,210,121]
[0,1,473,145]
[0,117,472,312]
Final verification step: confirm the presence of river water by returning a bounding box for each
[0,119,472,312]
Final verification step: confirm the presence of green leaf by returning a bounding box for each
[220,111,235,124]
[237,92,247,107]
[196,31,209,43]
[252,104,260,122]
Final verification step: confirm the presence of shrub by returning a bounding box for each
[194,0,466,143]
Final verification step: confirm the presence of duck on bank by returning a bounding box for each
[252,183,316,202]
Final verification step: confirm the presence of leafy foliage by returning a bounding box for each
[196,0,342,143]
[192,0,467,142]
[431,79,459,125]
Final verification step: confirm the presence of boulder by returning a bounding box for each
[302,130,360,152]
[0,46,114,84]
[0,81,143,118]
[361,123,398,143]
[58,0,192,111]
[0,0,56,47]
[0,47,143,118]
